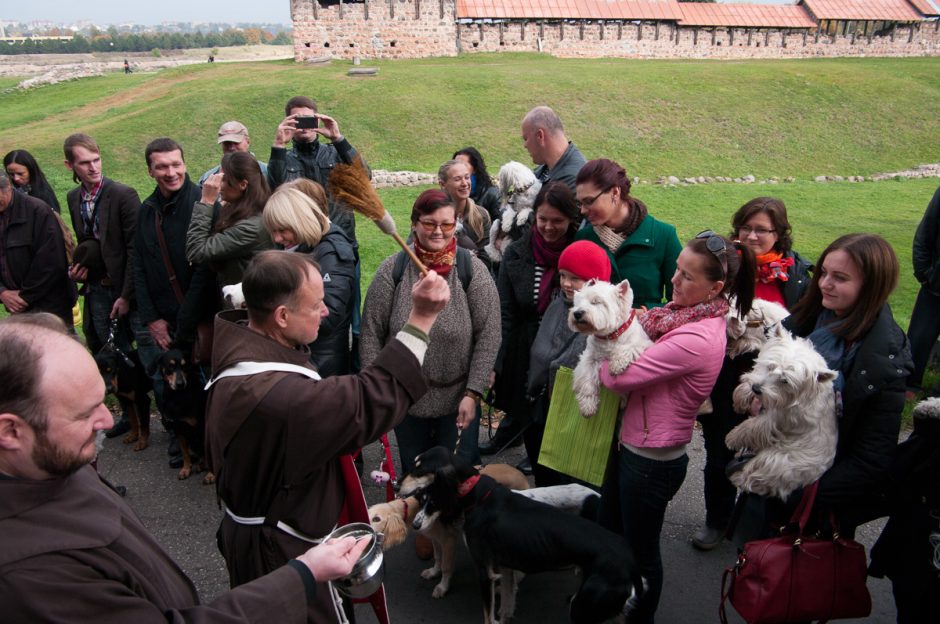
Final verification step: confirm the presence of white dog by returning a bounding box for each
[726,327,838,499]
[725,297,789,358]
[569,280,652,417]
[221,283,246,309]
[484,161,541,263]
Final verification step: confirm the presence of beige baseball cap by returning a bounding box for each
[217,121,249,143]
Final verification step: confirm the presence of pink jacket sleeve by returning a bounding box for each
[599,326,712,395]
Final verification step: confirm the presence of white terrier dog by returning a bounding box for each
[725,297,789,358]
[726,326,839,499]
[569,280,652,417]
[484,161,541,263]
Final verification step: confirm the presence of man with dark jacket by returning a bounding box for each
[0,171,75,327]
[521,106,587,194]
[908,185,940,397]
[64,133,141,355]
[0,314,369,623]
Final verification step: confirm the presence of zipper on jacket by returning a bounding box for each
[642,395,649,441]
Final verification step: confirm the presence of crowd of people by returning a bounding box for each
[0,98,937,623]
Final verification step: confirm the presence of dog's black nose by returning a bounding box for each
[573,310,583,321]
[751,384,762,395]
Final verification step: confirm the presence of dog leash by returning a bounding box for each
[100,318,135,368]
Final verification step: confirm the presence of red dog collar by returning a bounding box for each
[400,497,409,519]
[602,309,637,341]
[458,475,481,497]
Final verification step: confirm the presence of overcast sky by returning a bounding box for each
[2,1,292,25]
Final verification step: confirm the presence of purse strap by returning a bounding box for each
[789,480,820,532]
[154,210,185,305]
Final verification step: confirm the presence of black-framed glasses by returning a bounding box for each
[738,225,775,237]
[576,188,609,209]
[696,230,728,277]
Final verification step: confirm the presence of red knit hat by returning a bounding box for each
[558,240,612,282]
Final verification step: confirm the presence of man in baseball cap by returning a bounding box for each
[198,120,268,186]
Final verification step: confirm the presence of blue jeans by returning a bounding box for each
[394,410,481,476]
[617,447,689,624]
[907,286,940,391]
[84,282,138,354]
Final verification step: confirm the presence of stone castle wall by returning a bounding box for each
[291,0,940,60]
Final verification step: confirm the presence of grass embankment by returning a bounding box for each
[1,54,938,326]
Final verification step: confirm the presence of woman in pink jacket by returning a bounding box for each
[599,231,756,624]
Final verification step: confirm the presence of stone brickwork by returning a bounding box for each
[291,0,940,60]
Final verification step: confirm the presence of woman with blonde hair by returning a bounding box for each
[438,159,491,259]
[262,184,358,377]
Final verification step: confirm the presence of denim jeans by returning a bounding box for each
[394,410,481,476]
[907,286,940,391]
[84,282,137,354]
[617,447,689,624]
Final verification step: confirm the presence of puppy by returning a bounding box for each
[725,297,789,359]
[411,447,642,624]
[94,347,152,451]
[569,279,652,417]
[485,161,541,263]
[152,349,214,484]
[368,495,420,550]
[726,327,838,499]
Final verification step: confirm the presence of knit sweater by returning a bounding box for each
[359,249,501,418]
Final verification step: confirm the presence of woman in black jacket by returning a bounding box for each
[4,149,61,213]
[262,180,358,378]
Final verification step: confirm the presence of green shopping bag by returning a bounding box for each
[537,366,621,487]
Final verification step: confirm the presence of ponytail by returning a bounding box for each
[727,240,756,319]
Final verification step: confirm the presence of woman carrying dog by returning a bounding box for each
[692,197,814,549]
[574,158,682,309]
[262,182,358,378]
[732,234,912,543]
[360,189,500,476]
[186,151,272,289]
[438,159,492,260]
[491,182,580,474]
[599,231,756,624]
[4,149,61,213]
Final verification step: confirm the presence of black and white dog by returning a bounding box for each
[406,447,643,624]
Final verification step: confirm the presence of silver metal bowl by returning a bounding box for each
[329,522,385,598]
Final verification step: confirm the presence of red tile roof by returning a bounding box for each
[800,0,924,21]
[456,0,684,21]
[907,0,940,16]
[678,4,818,28]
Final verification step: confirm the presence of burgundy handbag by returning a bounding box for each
[719,482,872,624]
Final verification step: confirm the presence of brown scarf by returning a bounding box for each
[640,297,730,341]
[614,197,649,239]
[414,237,457,278]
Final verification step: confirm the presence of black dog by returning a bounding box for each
[151,349,213,484]
[94,347,152,451]
[409,447,643,624]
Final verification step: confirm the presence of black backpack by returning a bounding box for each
[391,246,473,292]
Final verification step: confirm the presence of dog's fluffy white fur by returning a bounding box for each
[913,396,940,419]
[725,297,789,358]
[484,161,541,263]
[726,326,839,499]
[222,283,246,309]
[514,483,598,514]
[569,280,652,417]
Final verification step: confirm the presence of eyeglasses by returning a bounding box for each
[696,230,728,278]
[416,220,457,233]
[738,225,775,237]
[576,188,609,209]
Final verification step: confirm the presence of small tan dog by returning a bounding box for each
[369,463,528,599]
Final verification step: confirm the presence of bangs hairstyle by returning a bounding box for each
[576,158,647,219]
[242,250,320,323]
[285,95,317,116]
[790,233,899,343]
[214,152,270,233]
[687,233,756,319]
[731,197,793,254]
[438,160,485,240]
[145,137,184,168]
[410,188,456,223]
[263,187,330,247]
[533,181,580,236]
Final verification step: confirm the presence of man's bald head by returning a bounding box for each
[522,106,565,136]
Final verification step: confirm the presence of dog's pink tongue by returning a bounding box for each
[749,397,763,416]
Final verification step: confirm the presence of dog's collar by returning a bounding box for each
[601,309,637,341]
[399,497,409,520]
[458,475,481,497]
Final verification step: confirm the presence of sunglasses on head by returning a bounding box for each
[696,230,728,277]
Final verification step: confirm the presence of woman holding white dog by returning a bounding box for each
[733,234,912,543]
[599,231,756,624]
[693,197,814,549]
[574,158,682,309]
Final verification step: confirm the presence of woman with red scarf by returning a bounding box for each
[490,182,580,477]
[691,197,814,551]
[359,189,501,478]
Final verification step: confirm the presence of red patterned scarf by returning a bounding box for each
[640,297,730,341]
[414,237,457,278]
[755,250,794,284]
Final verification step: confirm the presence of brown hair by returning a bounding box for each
[731,197,793,254]
[63,133,100,164]
[533,181,580,238]
[284,178,328,211]
[214,152,270,233]
[687,233,756,319]
[790,233,899,342]
[285,96,317,116]
[576,158,647,219]
[243,250,320,324]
